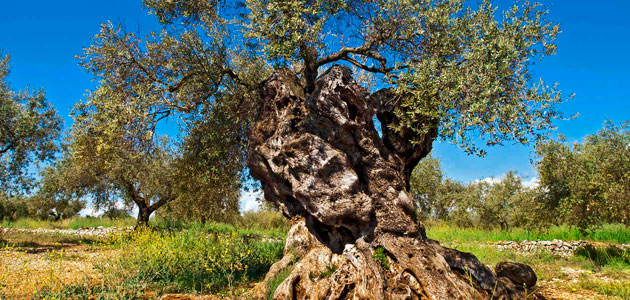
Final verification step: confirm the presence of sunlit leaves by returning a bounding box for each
[536,121,630,228]
[76,0,570,219]
[0,54,62,195]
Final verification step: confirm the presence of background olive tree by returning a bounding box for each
[0,54,62,195]
[0,53,62,221]
[536,121,630,229]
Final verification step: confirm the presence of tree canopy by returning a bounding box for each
[0,53,62,195]
[79,0,568,170]
[67,0,572,225]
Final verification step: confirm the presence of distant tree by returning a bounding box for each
[536,121,630,229]
[0,194,30,221]
[469,171,527,229]
[409,155,443,220]
[410,163,540,229]
[0,53,62,196]
[62,88,184,227]
[30,160,86,221]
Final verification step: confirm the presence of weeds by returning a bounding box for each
[373,247,389,270]
[573,273,630,300]
[267,266,293,300]
[0,217,136,230]
[575,245,630,268]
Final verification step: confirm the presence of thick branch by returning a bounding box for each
[0,144,12,154]
[316,40,379,67]
[120,178,147,210]
[149,194,173,212]
[373,88,438,189]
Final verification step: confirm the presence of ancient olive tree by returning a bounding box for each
[0,53,62,196]
[82,0,567,298]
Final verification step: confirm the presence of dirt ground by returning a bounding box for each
[0,232,119,299]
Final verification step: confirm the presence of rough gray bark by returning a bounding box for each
[246,66,541,299]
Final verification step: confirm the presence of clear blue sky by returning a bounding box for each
[1,0,628,183]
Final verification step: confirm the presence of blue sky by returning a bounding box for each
[1,0,628,187]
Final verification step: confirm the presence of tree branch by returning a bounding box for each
[120,178,147,209]
[0,144,12,154]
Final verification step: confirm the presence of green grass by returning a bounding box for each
[67,217,136,229]
[427,223,630,244]
[0,218,58,229]
[0,216,136,230]
[151,220,288,239]
[0,230,103,249]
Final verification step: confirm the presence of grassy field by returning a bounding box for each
[1,219,630,299]
[0,217,137,230]
[426,223,630,244]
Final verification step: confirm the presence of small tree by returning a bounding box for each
[64,87,182,227]
[0,53,62,196]
[470,172,526,230]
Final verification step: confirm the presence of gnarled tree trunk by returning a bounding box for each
[246,66,541,299]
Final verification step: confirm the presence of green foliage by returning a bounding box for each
[469,171,537,229]
[409,155,443,220]
[31,161,86,220]
[411,122,630,231]
[0,195,30,221]
[0,53,62,195]
[410,157,538,229]
[66,94,182,225]
[373,246,390,270]
[111,227,284,293]
[536,121,630,229]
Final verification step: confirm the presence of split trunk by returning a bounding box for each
[246,66,541,300]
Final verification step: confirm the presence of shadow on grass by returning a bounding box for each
[575,245,630,268]
[1,231,102,252]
